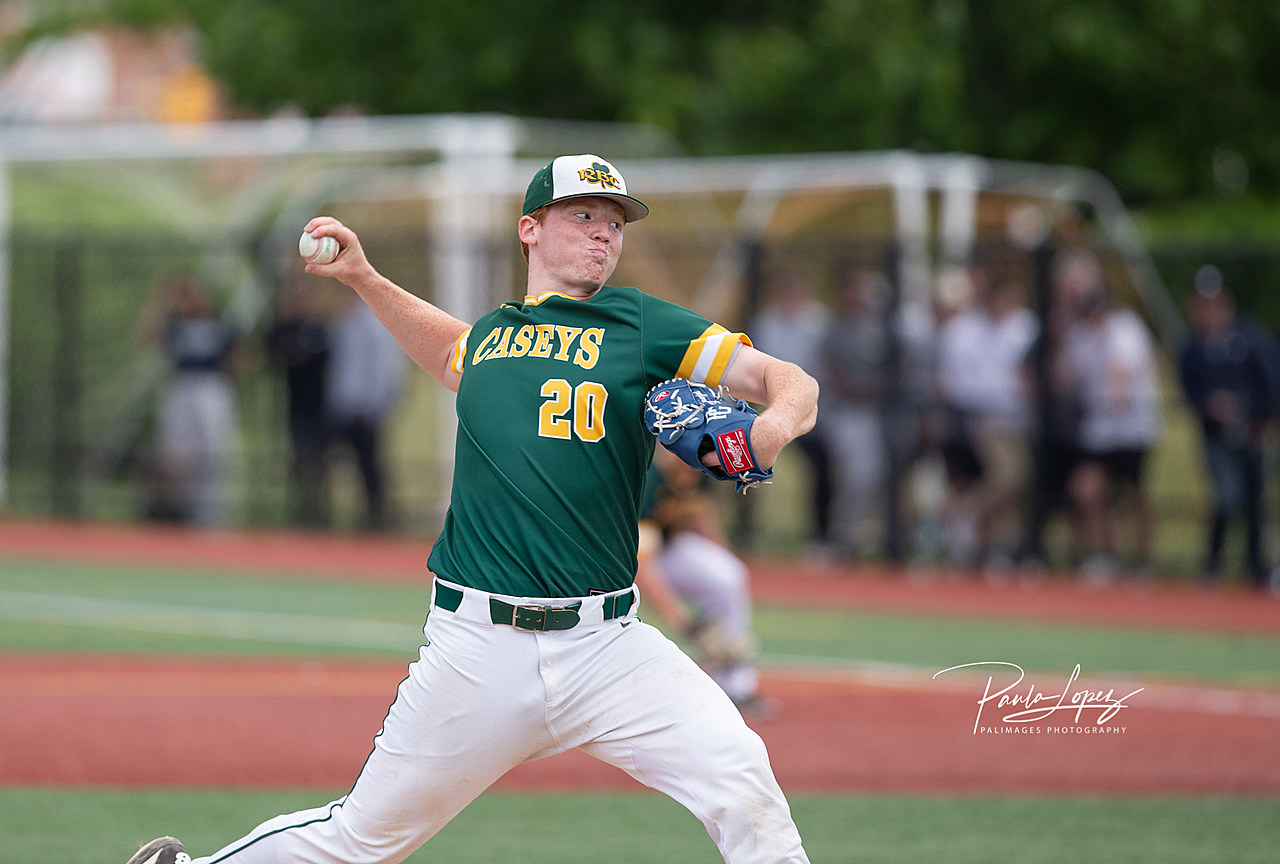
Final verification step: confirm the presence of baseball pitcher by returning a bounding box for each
[127,154,818,864]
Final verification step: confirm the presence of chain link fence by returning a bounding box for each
[7,221,1278,579]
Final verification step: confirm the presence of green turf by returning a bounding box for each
[0,559,430,657]
[3,558,1279,861]
[2,558,1278,687]
[2,787,1276,863]
[753,605,1280,687]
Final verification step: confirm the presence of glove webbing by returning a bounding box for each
[646,393,706,442]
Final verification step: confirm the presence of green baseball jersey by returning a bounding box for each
[426,285,747,597]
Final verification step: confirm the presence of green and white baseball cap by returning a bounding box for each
[522,154,649,222]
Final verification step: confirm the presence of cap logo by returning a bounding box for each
[577,162,623,192]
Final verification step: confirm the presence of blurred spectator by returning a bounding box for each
[266,282,332,528]
[749,269,834,554]
[935,265,1038,574]
[1059,250,1162,583]
[820,266,890,559]
[137,276,243,527]
[881,283,939,562]
[636,448,772,716]
[326,294,407,532]
[1177,265,1280,589]
[1017,255,1088,570]
[930,268,984,564]
[909,267,974,564]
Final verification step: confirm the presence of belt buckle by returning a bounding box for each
[512,604,550,631]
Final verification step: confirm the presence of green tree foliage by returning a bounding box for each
[24,0,1280,206]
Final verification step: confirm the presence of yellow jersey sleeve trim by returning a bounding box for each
[674,325,752,387]
[450,329,471,375]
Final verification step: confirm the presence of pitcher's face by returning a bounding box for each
[521,198,626,297]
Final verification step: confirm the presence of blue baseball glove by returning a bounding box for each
[643,378,774,494]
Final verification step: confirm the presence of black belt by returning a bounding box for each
[434,582,634,632]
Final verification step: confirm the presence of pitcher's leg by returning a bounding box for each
[195,614,550,864]
[573,624,808,864]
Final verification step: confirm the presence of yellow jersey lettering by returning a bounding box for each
[575,327,604,369]
[487,326,514,359]
[530,324,555,358]
[471,326,503,364]
[510,324,535,357]
[472,322,606,368]
[553,326,583,362]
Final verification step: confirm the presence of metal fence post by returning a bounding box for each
[51,237,83,517]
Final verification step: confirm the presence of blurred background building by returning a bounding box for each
[0,19,224,125]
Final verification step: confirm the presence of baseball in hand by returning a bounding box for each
[298,230,339,265]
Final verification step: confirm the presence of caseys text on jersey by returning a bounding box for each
[470,324,604,370]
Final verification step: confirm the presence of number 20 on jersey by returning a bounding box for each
[539,379,608,442]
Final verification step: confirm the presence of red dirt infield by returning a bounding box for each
[2,518,1279,794]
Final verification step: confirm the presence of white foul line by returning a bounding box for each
[0,590,418,652]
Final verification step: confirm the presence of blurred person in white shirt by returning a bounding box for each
[935,265,1038,574]
[1058,250,1162,582]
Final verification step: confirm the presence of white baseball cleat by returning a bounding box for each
[126,836,190,864]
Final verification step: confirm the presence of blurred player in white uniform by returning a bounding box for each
[636,448,772,715]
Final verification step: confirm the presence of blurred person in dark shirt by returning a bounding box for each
[137,276,243,527]
[267,281,332,527]
[1177,265,1280,589]
[819,266,889,560]
[1017,255,1088,571]
[749,269,835,556]
[326,293,407,532]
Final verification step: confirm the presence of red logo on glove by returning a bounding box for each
[715,429,755,473]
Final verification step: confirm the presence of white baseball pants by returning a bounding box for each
[194,579,809,864]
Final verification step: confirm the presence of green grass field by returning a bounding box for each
[2,555,1279,863]
[3,789,1277,864]
[2,558,1277,686]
